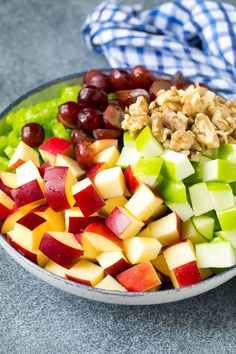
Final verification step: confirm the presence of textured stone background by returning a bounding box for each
[0,1,235,353]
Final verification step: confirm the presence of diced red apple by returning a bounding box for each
[91,139,118,155]
[1,205,33,234]
[39,137,72,164]
[65,207,103,233]
[0,190,15,221]
[44,260,67,277]
[95,275,127,291]
[97,251,130,276]
[11,179,45,209]
[98,196,128,217]
[33,204,65,232]
[13,212,48,250]
[65,259,104,286]
[0,171,18,189]
[125,184,163,221]
[148,212,181,246]
[105,206,144,239]
[169,261,202,288]
[54,153,85,179]
[124,237,162,264]
[16,160,41,186]
[124,165,140,195]
[116,261,162,292]
[7,231,49,267]
[93,145,120,168]
[83,222,123,252]
[8,141,40,169]
[44,166,77,212]
[85,163,106,183]
[81,232,100,261]
[94,166,125,199]
[151,254,171,278]
[39,232,84,268]
[38,161,51,177]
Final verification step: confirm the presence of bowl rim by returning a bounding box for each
[0,70,235,298]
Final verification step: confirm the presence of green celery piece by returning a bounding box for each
[7,131,21,147]
[4,145,15,159]
[51,121,70,140]
[0,157,9,171]
[60,85,82,103]
[0,136,9,155]
[108,92,116,101]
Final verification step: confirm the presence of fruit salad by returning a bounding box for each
[0,66,236,293]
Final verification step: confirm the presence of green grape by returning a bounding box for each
[60,85,82,103]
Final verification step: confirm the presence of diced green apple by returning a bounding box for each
[196,241,236,268]
[161,150,194,181]
[192,215,214,241]
[218,143,236,161]
[165,200,194,222]
[116,147,141,168]
[123,131,136,147]
[230,181,236,195]
[181,219,207,245]
[133,157,163,188]
[217,207,236,230]
[189,182,214,216]
[135,126,163,158]
[202,148,218,159]
[211,237,223,243]
[202,159,236,182]
[207,182,234,211]
[215,230,236,250]
[158,179,187,202]
[205,210,221,231]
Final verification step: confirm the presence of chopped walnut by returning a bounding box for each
[121,96,149,134]
[194,113,220,150]
[129,96,149,115]
[170,131,195,152]
[162,109,188,132]
[212,109,234,133]
[151,111,170,143]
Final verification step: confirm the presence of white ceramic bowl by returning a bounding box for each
[0,72,235,305]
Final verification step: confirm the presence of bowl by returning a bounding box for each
[0,72,235,305]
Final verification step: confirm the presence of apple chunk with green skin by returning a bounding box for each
[65,207,103,233]
[91,139,118,155]
[83,223,123,252]
[189,182,214,216]
[202,159,236,182]
[54,154,85,179]
[125,184,163,222]
[196,241,236,268]
[11,179,45,209]
[13,212,48,251]
[94,145,120,168]
[133,157,163,188]
[45,260,67,278]
[73,177,105,217]
[192,215,214,241]
[116,261,162,292]
[158,179,187,202]
[7,231,49,267]
[116,146,141,168]
[161,150,194,181]
[95,275,127,291]
[165,200,194,222]
[123,131,135,147]
[135,126,163,157]
[206,182,234,211]
[217,207,236,230]
[16,160,41,186]
[39,232,84,268]
[98,196,128,217]
[149,212,181,246]
[8,141,40,169]
[0,190,15,221]
[218,143,236,161]
[94,166,125,199]
[124,237,162,264]
[215,230,236,250]
[97,251,130,277]
[33,204,65,232]
[65,260,104,286]
[163,240,202,288]
[105,206,144,240]
[39,137,72,164]
[44,166,77,212]
[181,219,206,245]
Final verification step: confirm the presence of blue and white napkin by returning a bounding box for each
[82,0,236,98]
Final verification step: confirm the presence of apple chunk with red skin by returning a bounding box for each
[97,251,130,277]
[0,190,15,221]
[39,137,72,164]
[8,141,40,169]
[1,205,34,234]
[85,163,106,183]
[72,177,105,217]
[83,222,123,252]
[124,165,140,195]
[65,207,103,233]
[65,259,104,286]
[54,153,85,179]
[38,161,51,178]
[105,206,144,239]
[33,204,65,232]
[7,231,49,267]
[11,179,45,209]
[116,261,162,292]
[149,212,181,246]
[44,166,77,212]
[16,160,41,186]
[45,260,68,277]
[163,240,202,288]
[39,232,84,268]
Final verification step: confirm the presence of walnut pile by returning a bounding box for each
[121,84,236,161]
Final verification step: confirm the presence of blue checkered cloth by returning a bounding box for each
[82,0,236,98]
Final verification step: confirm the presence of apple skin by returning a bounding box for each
[85,163,105,183]
[44,166,75,212]
[0,204,12,221]
[1,206,30,234]
[75,233,83,245]
[172,261,202,288]
[97,252,130,277]
[38,161,51,178]
[39,137,72,163]
[67,215,104,234]
[11,179,45,208]
[116,261,161,292]
[103,258,130,277]
[84,222,124,250]
[105,207,131,237]
[39,232,83,269]
[124,165,140,195]
[0,178,12,197]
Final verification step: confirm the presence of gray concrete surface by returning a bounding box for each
[0,1,235,353]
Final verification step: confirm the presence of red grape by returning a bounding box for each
[130,65,155,90]
[78,107,103,132]
[57,101,81,129]
[110,69,132,91]
[149,79,172,100]
[83,69,101,84]
[171,71,191,89]
[71,129,94,146]
[78,86,108,110]
[92,129,122,139]
[21,123,45,147]
[103,105,124,130]
[75,140,94,170]
[126,89,150,107]
[85,73,113,93]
